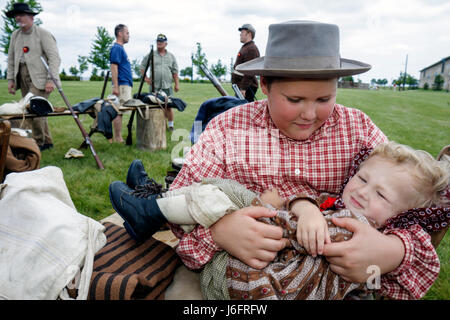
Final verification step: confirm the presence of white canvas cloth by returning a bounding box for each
[0,92,33,115]
[0,166,106,300]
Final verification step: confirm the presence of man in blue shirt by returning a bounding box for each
[109,24,132,143]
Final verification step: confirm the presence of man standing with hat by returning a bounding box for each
[140,33,180,131]
[6,2,61,151]
[232,24,260,102]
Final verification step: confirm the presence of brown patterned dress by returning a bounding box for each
[225,201,375,300]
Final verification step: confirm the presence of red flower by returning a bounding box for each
[320,196,337,211]
[23,46,29,53]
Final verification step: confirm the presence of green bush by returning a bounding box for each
[423,82,429,90]
[89,74,104,81]
[59,74,80,81]
[433,75,444,91]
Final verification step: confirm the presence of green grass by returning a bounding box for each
[0,80,448,299]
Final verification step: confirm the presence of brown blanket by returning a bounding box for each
[88,222,181,300]
[5,132,40,174]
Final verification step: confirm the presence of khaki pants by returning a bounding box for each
[118,85,132,105]
[111,84,132,142]
[10,63,53,147]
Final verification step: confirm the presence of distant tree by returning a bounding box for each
[1,0,42,54]
[60,68,67,76]
[406,74,418,88]
[88,26,114,73]
[77,55,88,76]
[376,78,388,85]
[433,74,444,91]
[191,42,208,78]
[180,66,193,78]
[341,76,354,82]
[211,59,227,80]
[394,72,418,89]
[69,66,79,76]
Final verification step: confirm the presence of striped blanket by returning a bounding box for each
[88,222,181,300]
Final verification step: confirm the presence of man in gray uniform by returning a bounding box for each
[6,3,61,151]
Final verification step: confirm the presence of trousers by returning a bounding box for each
[10,63,53,146]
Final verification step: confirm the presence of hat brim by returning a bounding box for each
[6,9,38,18]
[236,57,371,78]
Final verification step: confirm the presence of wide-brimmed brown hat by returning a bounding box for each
[5,3,39,18]
[236,20,371,78]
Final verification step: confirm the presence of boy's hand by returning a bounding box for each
[291,200,331,257]
[210,206,290,270]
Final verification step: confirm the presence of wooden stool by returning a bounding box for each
[136,107,166,151]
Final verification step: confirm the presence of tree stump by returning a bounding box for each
[136,107,166,151]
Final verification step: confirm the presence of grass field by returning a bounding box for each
[0,80,449,299]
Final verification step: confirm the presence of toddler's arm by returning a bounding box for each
[289,196,331,257]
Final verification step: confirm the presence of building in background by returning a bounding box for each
[419,56,450,90]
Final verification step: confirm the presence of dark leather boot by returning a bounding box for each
[126,159,151,189]
[109,181,167,242]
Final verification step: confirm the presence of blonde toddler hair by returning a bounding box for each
[367,141,449,208]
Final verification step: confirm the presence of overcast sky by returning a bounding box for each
[1,0,449,83]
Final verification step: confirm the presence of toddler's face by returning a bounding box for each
[261,77,337,141]
[342,156,420,227]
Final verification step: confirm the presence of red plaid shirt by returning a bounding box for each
[169,100,436,299]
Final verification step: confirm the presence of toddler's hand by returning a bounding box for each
[292,200,331,257]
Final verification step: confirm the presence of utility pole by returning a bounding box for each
[191,53,194,83]
[402,54,408,91]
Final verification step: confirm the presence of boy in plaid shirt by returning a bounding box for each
[109,21,445,298]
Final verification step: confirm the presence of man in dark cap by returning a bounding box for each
[6,3,61,151]
[140,34,179,131]
[232,24,260,102]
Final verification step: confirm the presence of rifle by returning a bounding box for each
[79,71,109,149]
[151,46,155,94]
[232,83,245,100]
[40,57,105,170]
[126,45,153,146]
[100,71,110,100]
[199,63,228,96]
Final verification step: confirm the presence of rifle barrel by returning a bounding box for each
[40,57,105,169]
[126,45,153,146]
[200,63,228,96]
[100,71,110,100]
[232,84,245,100]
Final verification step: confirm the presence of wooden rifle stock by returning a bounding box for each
[40,57,105,169]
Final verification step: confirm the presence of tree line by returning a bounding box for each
[2,1,445,88]
[1,0,231,82]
